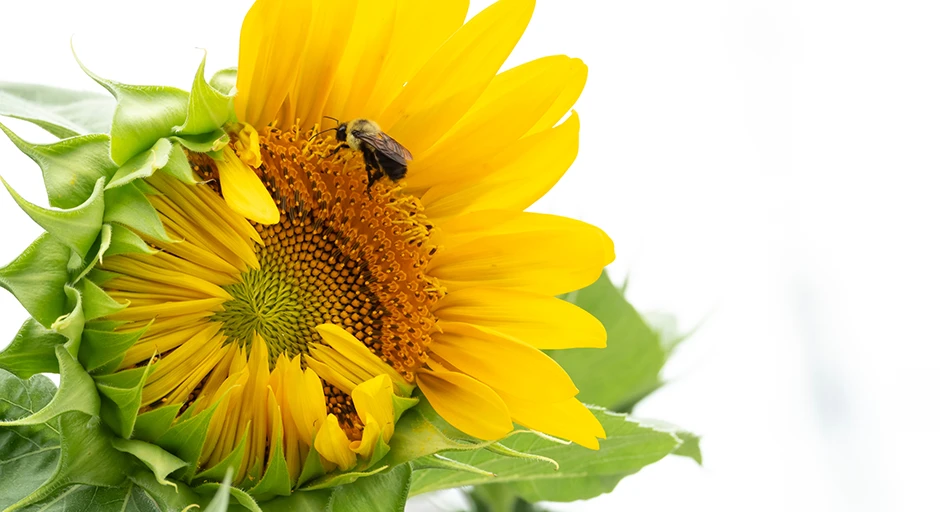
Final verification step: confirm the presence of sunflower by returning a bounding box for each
[16,0,614,491]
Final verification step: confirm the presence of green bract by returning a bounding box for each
[0,50,699,511]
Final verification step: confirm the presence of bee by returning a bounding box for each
[320,117,413,190]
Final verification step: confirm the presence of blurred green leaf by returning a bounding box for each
[553,271,673,412]
[409,407,681,498]
[0,82,114,138]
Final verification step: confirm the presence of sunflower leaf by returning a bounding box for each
[259,488,332,512]
[74,50,189,166]
[177,54,235,135]
[2,175,105,256]
[553,271,672,412]
[0,81,114,138]
[408,407,681,498]
[0,319,65,378]
[0,123,116,209]
[0,234,71,327]
[0,370,61,509]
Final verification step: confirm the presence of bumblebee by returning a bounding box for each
[326,118,413,189]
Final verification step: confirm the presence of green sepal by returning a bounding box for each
[127,468,202,511]
[0,234,71,327]
[111,438,188,489]
[297,443,326,488]
[0,346,98,428]
[170,130,230,153]
[103,181,171,242]
[51,286,84,354]
[209,68,237,96]
[177,53,235,135]
[161,142,199,184]
[79,324,145,374]
[198,470,233,512]
[0,320,65,379]
[194,422,251,483]
[299,465,388,491]
[0,81,114,138]
[95,363,153,439]
[156,399,224,482]
[6,411,133,510]
[412,454,495,478]
[77,277,126,321]
[0,123,116,209]
[133,403,183,443]
[107,138,174,189]
[362,435,392,471]
[246,415,291,501]
[2,176,105,256]
[195,473,264,512]
[329,464,412,512]
[392,395,419,423]
[74,48,189,166]
[383,406,480,468]
[103,223,156,257]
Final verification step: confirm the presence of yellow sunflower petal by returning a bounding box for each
[314,414,357,471]
[350,414,383,458]
[360,0,470,117]
[351,374,395,442]
[498,394,605,450]
[421,112,579,218]
[434,287,606,350]
[235,0,313,127]
[416,367,512,440]
[428,211,614,296]
[379,0,536,156]
[432,321,578,401]
[216,147,280,225]
[291,0,359,129]
[407,56,581,190]
[324,0,399,123]
[525,58,587,136]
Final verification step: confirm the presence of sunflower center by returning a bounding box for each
[192,123,443,381]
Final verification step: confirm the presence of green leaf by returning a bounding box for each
[409,408,681,499]
[383,406,475,468]
[0,346,98,428]
[0,371,61,509]
[74,50,189,166]
[553,271,669,412]
[330,464,412,512]
[177,54,235,135]
[2,175,105,256]
[0,234,71,327]
[103,182,170,243]
[674,431,703,465]
[0,81,114,137]
[111,438,187,490]
[0,123,117,209]
[201,470,233,512]
[133,404,182,444]
[8,411,133,510]
[0,319,66,378]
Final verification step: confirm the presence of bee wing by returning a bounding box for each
[352,130,413,165]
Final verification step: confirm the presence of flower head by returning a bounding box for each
[1,0,614,496]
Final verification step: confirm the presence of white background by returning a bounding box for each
[2,1,939,511]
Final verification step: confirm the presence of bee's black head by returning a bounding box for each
[336,123,347,142]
